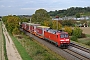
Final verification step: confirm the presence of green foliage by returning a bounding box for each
[88,21,90,26]
[31,9,51,23]
[51,20,62,30]
[41,20,62,30]
[20,17,29,22]
[41,20,50,26]
[86,41,90,46]
[78,38,90,47]
[12,27,20,35]
[64,26,72,36]
[2,15,21,34]
[72,27,82,38]
[2,16,8,24]
[70,36,78,42]
[10,34,32,60]
[48,7,90,16]
[62,20,75,27]
[75,13,80,18]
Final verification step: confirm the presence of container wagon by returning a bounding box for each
[36,26,50,38]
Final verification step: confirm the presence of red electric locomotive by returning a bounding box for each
[44,29,70,48]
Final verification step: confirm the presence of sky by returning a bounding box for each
[0,0,90,16]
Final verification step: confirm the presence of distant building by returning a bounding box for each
[52,16,90,20]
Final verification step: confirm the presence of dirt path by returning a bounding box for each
[0,21,5,60]
[2,23,22,60]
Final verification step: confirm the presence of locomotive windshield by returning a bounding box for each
[60,34,69,38]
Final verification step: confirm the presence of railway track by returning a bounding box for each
[20,28,90,60]
[67,43,90,60]
[63,48,88,60]
[63,46,90,60]
[70,42,90,53]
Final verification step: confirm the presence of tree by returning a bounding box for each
[72,27,82,38]
[12,27,20,35]
[31,9,51,23]
[2,16,8,24]
[48,7,90,17]
[64,26,72,36]
[52,20,62,30]
[75,13,80,18]
[41,20,50,26]
[7,16,20,32]
[2,15,21,34]
[62,20,75,26]
[20,17,29,22]
[41,20,52,28]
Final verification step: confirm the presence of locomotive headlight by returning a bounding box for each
[60,40,64,41]
[66,39,69,41]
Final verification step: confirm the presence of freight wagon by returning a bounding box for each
[36,26,50,38]
[30,24,40,35]
[22,22,27,30]
[26,23,34,32]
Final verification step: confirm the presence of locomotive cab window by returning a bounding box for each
[65,34,68,38]
[60,34,68,38]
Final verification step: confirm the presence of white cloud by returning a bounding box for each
[0,5,5,7]
[0,0,90,15]
[7,6,12,7]
[21,8,37,10]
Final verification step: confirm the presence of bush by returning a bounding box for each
[62,20,75,27]
[86,41,90,46]
[70,36,78,42]
[72,27,82,38]
[64,26,72,36]
[12,27,20,35]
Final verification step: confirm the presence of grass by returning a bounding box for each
[71,35,90,49]
[71,40,90,49]
[78,38,90,43]
[16,33,65,60]
[78,37,90,47]
[70,33,90,49]
[86,34,90,37]
[9,33,32,60]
